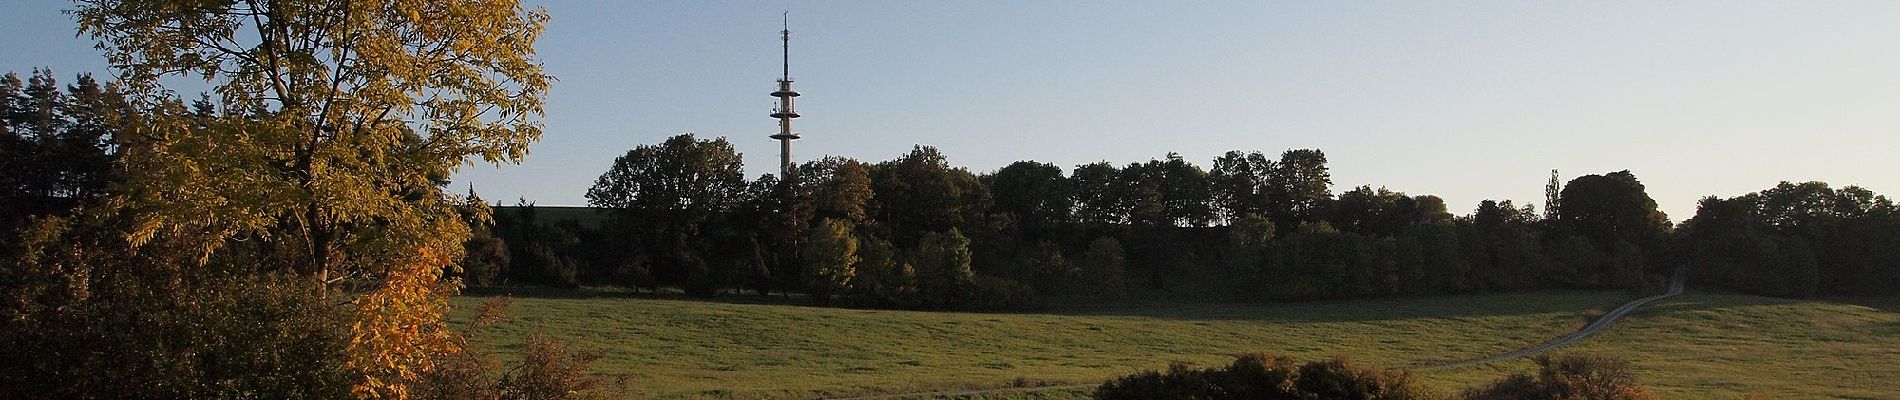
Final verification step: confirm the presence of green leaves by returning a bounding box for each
[586,133,747,233]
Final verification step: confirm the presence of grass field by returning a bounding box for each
[450,290,1900,399]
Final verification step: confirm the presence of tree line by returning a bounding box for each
[6,63,1897,397]
[1680,181,1899,297]
[464,133,1899,309]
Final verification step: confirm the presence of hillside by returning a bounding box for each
[450,292,1900,399]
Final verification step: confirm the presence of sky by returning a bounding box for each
[5,1,1898,221]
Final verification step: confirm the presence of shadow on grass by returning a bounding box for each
[465,285,1671,324]
[462,285,818,306]
[1045,289,1697,323]
[462,286,626,299]
[1626,293,1796,317]
[1824,296,1900,314]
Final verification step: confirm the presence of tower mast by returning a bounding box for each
[769,12,801,179]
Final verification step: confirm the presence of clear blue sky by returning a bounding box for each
[7,1,1898,221]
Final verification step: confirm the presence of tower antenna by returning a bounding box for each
[769,11,802,179]
[781,11,791,80]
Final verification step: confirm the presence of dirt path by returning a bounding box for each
[1412,266,1686,371]
[825,268,1688,399]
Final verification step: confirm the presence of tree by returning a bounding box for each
[1156,153,1215,227]
[912,228,975,307]
[1409,221,1472,293]
[803,157,876,225]
[1466,199,1545,290]
[1018,240,1072,294]
[984,161,1071,233]
[456,190,509,287]
[1070,161,1124,225]
[1332,185,1425,237]
[0,70,126,244]
[587,133,746,292]
[588,133,747,235]
[1412,195,1454,223]
[1118,161,1169,227]
[1681,183,1897,297]
[73,1,552,396]
[1110,154,1214,228]
[871,146,987,245]
[1210,150,1273,223]
[1078,237,1130,299]
[1472,199,1535,233]
[850,234,913,301]
[802,219,859,302]
[734,173,809,295]
[1557,170,1669,249]
[1270,222,1368,298]
[1220,214,1275,296]
[1266,149,1333,228]
[1543,169,1562,221]
[77,0,552,289]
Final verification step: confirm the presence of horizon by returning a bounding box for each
[7,1,1898,221]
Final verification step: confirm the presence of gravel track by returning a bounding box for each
[1412,266,1686,371]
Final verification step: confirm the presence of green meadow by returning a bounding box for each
[451,291,1900,399]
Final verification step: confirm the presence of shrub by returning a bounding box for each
[1461,353,1658,400]
[1095,353,1436,400]
[1094,363,1218,400]
[418,298,624,400]
[522,243,581,289]
[494,334,620,400]
[1,223,355,399]
[462,236,511,287]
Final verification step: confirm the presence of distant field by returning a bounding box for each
[449,291,1900,399]
[1535,294,1900,399]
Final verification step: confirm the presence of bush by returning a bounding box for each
[1,225,355,399]
[1296,358,1435,400]
[524,243,582,289]
[1461,353,1658,400]
[1096,353,1436,400]
[418,298,625,400]
[462,236,511,287]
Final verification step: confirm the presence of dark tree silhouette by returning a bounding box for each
[1556,170,1669,249]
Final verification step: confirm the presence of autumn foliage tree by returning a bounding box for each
[58,0,555,398]
[76,0,551,287]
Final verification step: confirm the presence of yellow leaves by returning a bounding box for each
[347,247,463,400]
[73,1,545,397]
